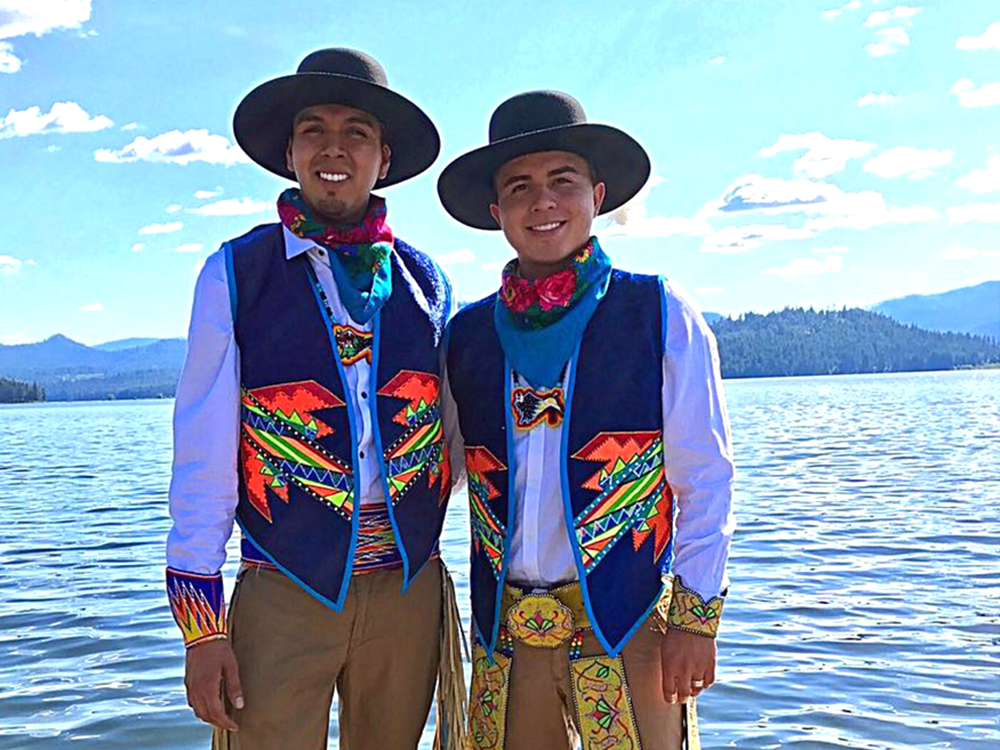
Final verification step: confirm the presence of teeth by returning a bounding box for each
[531,222,562,231]
[319,172,348,182]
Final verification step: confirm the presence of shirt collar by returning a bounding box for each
[282,225,316,260]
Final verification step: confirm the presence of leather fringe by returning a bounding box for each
[434,563,468,750]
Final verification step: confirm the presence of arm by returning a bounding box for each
[439,273,467,494]
[658,279,736,703]
[166,248,244,730]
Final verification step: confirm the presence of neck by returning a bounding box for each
[517,255,574,281]
[303,193,372,226]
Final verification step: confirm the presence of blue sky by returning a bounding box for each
[0,0,998,346]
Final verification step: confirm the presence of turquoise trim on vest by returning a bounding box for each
[308,266,362,608]
[223,242,238,325]
[236,518,345,612]
[368,310,413,591]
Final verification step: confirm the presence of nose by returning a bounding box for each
[317,132,349,160]
[529,184,558,212]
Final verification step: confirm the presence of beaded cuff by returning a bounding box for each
[166,568,227,648]
[666,576,725,639]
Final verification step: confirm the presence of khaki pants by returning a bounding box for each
[469,606,691,750]
[215,560,442,750]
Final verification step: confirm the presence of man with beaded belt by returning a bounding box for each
[165,48,464,749]
[437,91,736,750]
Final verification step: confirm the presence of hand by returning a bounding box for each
[660,628,716,704]
[184,639,244,732]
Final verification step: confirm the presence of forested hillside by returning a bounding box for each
[0,377,45,403]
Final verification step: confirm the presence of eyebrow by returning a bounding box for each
[499,164,582,190]
[292,113,380,131]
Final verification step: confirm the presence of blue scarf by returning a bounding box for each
[494,237,612,389]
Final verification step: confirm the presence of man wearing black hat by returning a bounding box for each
[165,49,462,749]
[439,91,735,749]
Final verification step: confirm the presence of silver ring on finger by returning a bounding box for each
[692,680,705,688]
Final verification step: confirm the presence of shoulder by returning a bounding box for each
[659,278,718,353]
[392,237,450,293]
[225,222,283,256]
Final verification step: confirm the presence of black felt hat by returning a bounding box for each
[437,90,650,229]
[233,48,440,188]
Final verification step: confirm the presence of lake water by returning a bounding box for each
[0,370,998,749]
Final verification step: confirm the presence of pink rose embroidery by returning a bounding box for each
[502,273,538,312]
[535,270,577,311]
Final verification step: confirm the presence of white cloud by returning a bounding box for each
[0,332,27,344]
[765,254,845,278]
[194,188,222,199]
[957,22,1000,51]
[812,245,851,254]
[121,122,138,131]
[863,5,921,28]
[0,101,112,139]
[866,26,909,57]
[165,204,182,214]
[168,243,204,253]
[45,144,59,152]
[601,174,714,239]
[760,132,875,178]
[696,286,724,295]
[482,261,507,272]
[822,0,862,20]
[951,79,1000,108]
[95,129,250,165]
[138,221,183,235]
[715,174,939,231]
[433,248,476,266]
[0,254,33,275]
[956,155,1000,193]
[0,40,20,72]
[941,246,981,260]
[863,146,953,178]
[186,197,270,216]
[702,224,815,254]
[709,56,726,65]
[78,302,104,312]
[0,1,93,39]
[857,92,901,106]
[131,243,145,253]
[947,203,1000,223]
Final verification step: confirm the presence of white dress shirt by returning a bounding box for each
[167,226,457,575]
[447,279,735,601]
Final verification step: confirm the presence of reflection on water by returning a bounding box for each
[0,370,997,748]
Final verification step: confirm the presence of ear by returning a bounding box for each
[593,181,607,214]
[379,143,392,180]
[489,203,503,228]
[285,138,294,174]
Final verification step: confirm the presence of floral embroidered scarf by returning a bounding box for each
[494,237,612,389]
[277,188,393,324]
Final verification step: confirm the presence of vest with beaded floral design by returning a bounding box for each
[447,269,673,657]
[226,223,452,611]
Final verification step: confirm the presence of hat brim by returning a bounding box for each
[437,123,650,230]
[234,73,440,188]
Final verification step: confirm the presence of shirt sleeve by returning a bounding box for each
[440,272,467,493]
[661,279,736,602]
[165,248,240,647]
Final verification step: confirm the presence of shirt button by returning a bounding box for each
[361,391,368,399]
[359,450,366,459]
[317,248,325,255]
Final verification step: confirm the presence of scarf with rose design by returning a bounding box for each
[494,237,613,389]
[277,188,393,324]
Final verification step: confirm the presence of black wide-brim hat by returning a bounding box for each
[438,90,650,230]
[234,48,440,189]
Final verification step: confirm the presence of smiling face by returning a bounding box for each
[489,150,605,279]
[285,103,391,224]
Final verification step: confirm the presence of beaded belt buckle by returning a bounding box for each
[505,594,576,648]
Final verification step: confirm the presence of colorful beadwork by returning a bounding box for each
[571,655,641,750]
[510,385,565,431]
[497,625,515,658]
[505,594,576,649]
[569,630,585,661]
[353,503,403,573]
[466,446,508,579]
[378,370,451,506]
[468,644,512,750]
[166,568,227,648]
[332,323,373,366]
[240,380,354,522]
[667,576,725,639]
[572,431,673,573]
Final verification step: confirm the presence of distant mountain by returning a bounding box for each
[711,307,1000,379]
[0,335,186,401]
[871,281,999,340]
[94,337,181,351]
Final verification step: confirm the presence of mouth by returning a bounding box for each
[526,220,566,234]
[317,171,349,184]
